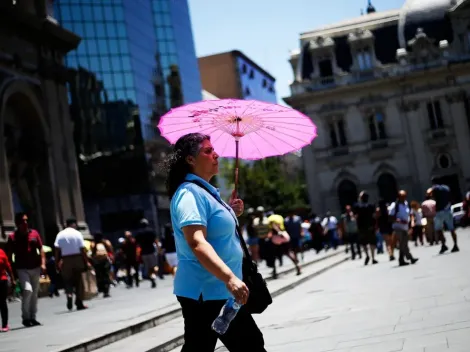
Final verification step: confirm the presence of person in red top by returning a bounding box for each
[0,247,15,332]
[6,213,46,327]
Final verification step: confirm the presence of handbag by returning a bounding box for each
[185,180,272,314]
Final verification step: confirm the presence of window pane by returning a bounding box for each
[60,6,71,21]
[106,23,117,38]
[82,5,93,19]
[114,74,124,88]
[114,6,124,21]
[89,56,100,72]
[368,115,377,141]
[434,101,443,128]
[427,102,437,130]
[101,57,111,71]
[337,120,347,146]
[108,40,119,54]
[84,23,95,37]
[121,56,131,70]
[329,123,338,147]
[87,40,98,55]
[119,40,129,54]
[123,73,134,88]
[111,57,122,71]
[116,24,127,38]
[93,6,104,20]
[104,6,114,21]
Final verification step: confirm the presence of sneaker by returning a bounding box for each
[439,245,449,254]
[30,319,41,326]
[451,245,460,253]
[364,257,370,266]
[372,259,378,265]
[390,256,396,261]
[410,258,419,264]
[22,319,31,327]
[399,261,409,267]
[1,326,9,332]
[76,304,88,311]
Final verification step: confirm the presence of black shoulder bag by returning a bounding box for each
[185,180,272,314]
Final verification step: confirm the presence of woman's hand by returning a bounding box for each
[226,275,249,305]
[228,190,244,217]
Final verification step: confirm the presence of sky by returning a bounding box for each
[188,0,406,104]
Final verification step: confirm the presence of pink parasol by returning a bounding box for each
[158,99,317,192]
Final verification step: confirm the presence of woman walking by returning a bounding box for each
[0,247,15,332]
[410,201,424,246]
[163,133,266,352]
[376,199,395,261]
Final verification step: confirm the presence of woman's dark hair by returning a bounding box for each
[161,133,210,198]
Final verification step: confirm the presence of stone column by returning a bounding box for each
[42,79,73,223]
[446,92,470,190]
[397,100,425,200]
[56,82,86,224]
[0,146,15,239]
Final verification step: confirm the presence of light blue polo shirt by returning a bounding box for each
[170,173,243,301]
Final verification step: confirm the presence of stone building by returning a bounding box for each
[0,1,89,243]
[285,0,470,215]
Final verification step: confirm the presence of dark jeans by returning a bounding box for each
[347,232,361,259]
[0,280,8,327]
[177,296,266,352]
[125,261,140,287]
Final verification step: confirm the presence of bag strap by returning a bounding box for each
[184,180,253,262]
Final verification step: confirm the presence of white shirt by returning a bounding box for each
[388,201,410,231]
[54,227,85,256]
[322,216,338,230]
[412,209,423,226]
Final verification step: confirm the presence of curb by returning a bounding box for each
[147,256,349,352]
[56,250,346,352]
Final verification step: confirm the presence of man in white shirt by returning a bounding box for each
[321,211,339,250]
[54,217,90,311]
[388,191,418,267]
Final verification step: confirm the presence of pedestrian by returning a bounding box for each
[321,211,339,250]
[410,201,424,246]
[340,205,361,260]
[91,235,111,298]
[389,191,419,266]
[45,251,60,297]
[376,199,395,261]
[284,209,303,260]
[353,191,378,265]
[0,246,15,332]
[268,211,301,277]
[163,133,266,351]
[134,218,158,288]
[431,180,459,254]
[245,209,260,262]
[421,188,437,245]
[162,223,178,276]
[6,213,46,327]
[54,217,90,311]
[121,231,139,288]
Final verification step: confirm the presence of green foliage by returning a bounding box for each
[220,157,309,214]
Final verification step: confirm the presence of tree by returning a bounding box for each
[220,157,309,214]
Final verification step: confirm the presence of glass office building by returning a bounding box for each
[53,0,202,236]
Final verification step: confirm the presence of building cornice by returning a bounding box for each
[284,61,470,106]
[0,3,81,54]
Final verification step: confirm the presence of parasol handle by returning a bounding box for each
[234,138,239,198]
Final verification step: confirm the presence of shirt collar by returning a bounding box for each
[185,173,220,197]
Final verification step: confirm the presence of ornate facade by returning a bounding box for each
[0,1,89,243]
[285,0,470,214]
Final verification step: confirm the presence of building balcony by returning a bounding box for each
[425,127,453,147]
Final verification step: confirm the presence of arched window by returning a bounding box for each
[337,180,358,211]
[377,173,398,203]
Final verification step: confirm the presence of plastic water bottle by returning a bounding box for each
[211,297,241,335]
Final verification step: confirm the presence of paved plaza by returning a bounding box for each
[241,229,470,352]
